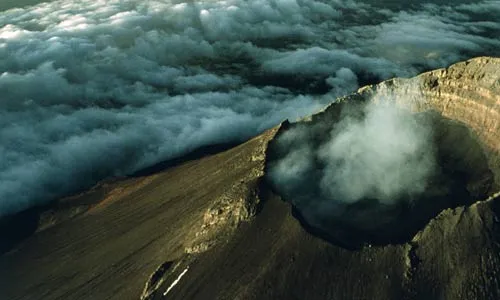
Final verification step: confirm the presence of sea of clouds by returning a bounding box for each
[0,0,499,216]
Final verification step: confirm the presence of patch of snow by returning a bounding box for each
[163,267,190,297]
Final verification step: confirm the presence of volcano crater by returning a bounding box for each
[266,106,494,249]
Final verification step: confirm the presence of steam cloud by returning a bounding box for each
[319,103,434,204]
[0,0,499,216]
[267,99,436,220]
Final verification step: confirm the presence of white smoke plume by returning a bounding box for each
[0,0,499,216]
[318,102,434,204]
[267,96,436,214]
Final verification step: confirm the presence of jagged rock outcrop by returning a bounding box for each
[0,57,499,300]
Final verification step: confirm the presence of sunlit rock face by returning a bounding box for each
[362,57,500,189]
[266,57,500,248]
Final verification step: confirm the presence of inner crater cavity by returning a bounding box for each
[265,100,494,249]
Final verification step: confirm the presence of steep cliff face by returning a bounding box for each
[1,57,499,300]
[359,57,500,189]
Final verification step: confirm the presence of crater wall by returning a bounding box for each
[359,57,500,190]
[265,57,500,248]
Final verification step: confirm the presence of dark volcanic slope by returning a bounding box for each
[1,57,500,300]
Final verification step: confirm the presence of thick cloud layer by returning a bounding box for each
[0,0,499,216]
